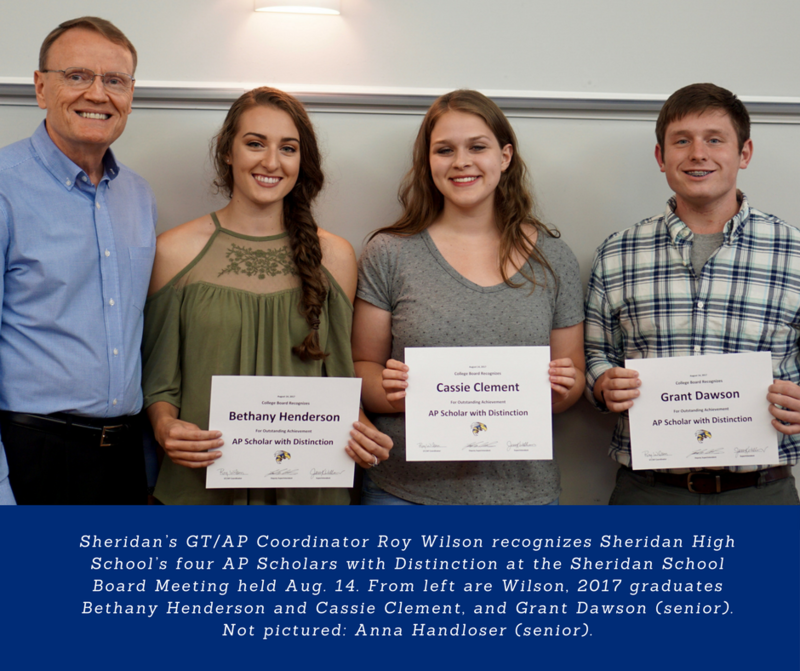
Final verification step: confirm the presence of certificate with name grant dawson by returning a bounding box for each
[627,352,778,470]
[404,346,552,461]
[206,376,361,488]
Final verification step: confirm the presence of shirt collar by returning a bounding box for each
[663,191,750,245]
[30,121,120,191]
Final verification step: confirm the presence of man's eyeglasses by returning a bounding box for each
[40,68,135,94]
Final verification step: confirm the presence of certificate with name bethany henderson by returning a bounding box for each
[404,346,552,461]
[206,376,361,488]
[626,352,779,470]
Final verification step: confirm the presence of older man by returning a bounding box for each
[0,17,156,504]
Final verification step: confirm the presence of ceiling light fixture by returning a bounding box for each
[254,0,341,15]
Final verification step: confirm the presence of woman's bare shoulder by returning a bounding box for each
[318,228,357,302]
[148,214,218,295]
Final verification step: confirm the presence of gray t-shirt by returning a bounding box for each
[357,229,584,505]
[691,231,725,278]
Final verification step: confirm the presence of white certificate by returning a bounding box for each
[206,376,361,488]
[404,346,552,461]
[627,352,779,470]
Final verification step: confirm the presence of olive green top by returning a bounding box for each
[143,213,354,505]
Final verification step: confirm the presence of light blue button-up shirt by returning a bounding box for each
[0,122,157,502]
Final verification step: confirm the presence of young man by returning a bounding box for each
[0,17,156,504]
[585,83,800,504]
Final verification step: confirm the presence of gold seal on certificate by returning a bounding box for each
[206,376,361,488]
[627,352,779,469]
[404,346,552,462]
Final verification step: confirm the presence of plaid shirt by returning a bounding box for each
[585,194,800,468]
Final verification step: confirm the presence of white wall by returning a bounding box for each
[3,0,800,96]
[2,0,799,503]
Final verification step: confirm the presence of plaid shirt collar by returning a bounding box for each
[663,190,750,246]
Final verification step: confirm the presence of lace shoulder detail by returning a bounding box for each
[218,242,297,280]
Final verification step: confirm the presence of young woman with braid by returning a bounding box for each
[353,90,585,505]
[143,87,391,505]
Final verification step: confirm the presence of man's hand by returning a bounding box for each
[768,380,800,435]
[594,367,640,412]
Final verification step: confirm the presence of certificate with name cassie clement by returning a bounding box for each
[404,346,552,461]
[206,376,361,488]
[626,352,778,470]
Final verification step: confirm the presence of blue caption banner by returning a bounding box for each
[2,505,798,670]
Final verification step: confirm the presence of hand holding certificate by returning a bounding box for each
[404,346,552,461]
[627,352,779,469]
[206,376,361,488]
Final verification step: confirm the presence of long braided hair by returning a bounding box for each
[212,87,328,361]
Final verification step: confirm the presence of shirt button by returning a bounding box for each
[694,346,701,353]
[96,202,101,209]
[109,299,115,306]
[105,250,110,257]
[82,175,88,182]
[113,348,119,356]
[112,399,118,406]
[697,301,704,309]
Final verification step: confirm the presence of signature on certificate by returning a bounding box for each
[417,442,446,449]
[734,446,768,455]
[217,468,247,477]
[688,447,725,457]
[310,468,346,479]
[463,441,498,450]
[642,450,671,458]
[507,441,534,451]
[266,468,299,477]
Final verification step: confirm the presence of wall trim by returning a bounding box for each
[2,79,800,122]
